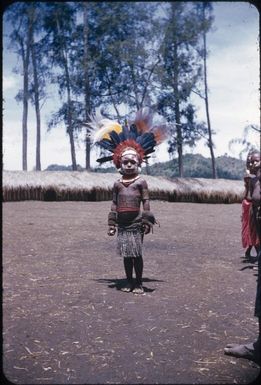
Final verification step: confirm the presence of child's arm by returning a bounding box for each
[108,182,118,236]
[243,170,251,199]
[141,179,150,211]
[140,179,156,234]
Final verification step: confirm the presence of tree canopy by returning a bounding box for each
[4,1,219,175]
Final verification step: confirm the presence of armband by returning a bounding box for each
[108,211,117,226]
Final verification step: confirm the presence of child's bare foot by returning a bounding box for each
[133,285,144,295]
[121,282,133,292]
[224,342,260,364]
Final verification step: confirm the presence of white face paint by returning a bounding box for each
[120,152,139,176]
[121,148,139,158]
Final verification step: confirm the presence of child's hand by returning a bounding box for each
[143,223,151,234]
[108,226,116,236]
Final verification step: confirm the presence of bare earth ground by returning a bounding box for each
[2,201,260,384]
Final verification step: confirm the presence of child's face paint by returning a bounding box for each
[120,154,139,176]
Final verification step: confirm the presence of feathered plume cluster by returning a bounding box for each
[86,108,168,168]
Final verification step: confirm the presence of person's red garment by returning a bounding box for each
[242,198,259,248]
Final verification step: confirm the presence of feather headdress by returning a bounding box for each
[86,108,168,169]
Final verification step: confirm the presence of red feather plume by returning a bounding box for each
[112,139,145,168]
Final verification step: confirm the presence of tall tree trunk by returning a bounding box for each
[22,14,33,171]
[175,102,183,177]
[85,133,91,171]
[22,50,28,171]
[202,6,216,179]
[108,83,121,119]
[56,16,77,171]
[173,43,183,177]
[65,66,77,171]
[83,2,91,170]
[31,28,41,171]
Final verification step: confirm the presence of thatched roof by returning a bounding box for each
[2,171,244,203]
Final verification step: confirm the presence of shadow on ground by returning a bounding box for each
[94,277,165,293]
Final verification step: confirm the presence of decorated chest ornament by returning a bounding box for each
[86,108,168,173]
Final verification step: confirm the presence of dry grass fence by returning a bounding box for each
[2,171,244,203]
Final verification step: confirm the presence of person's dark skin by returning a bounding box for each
[107,151,152,294]
[244,152,260,200]
[108,153,150,236]
[243,152,260,257]
[249,153,260,174]
[249,153,260,247]
[225,152,261,364]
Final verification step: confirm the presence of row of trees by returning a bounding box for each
[4,1,217,177]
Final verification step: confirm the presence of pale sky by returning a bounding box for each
[2,1,260,171]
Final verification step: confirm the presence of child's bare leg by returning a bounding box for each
[245,246,252,258]
[133,257,144,294]
[121,257,134,292]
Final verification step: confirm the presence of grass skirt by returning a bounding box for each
[117,223,143,258]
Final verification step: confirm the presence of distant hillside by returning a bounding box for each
[46,154,245,180]
[146,154,245,180]
[45,154,245,180]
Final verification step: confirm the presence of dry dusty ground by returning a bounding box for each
[2,201,261,384]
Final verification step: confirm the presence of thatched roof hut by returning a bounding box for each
[2,171,244,203]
